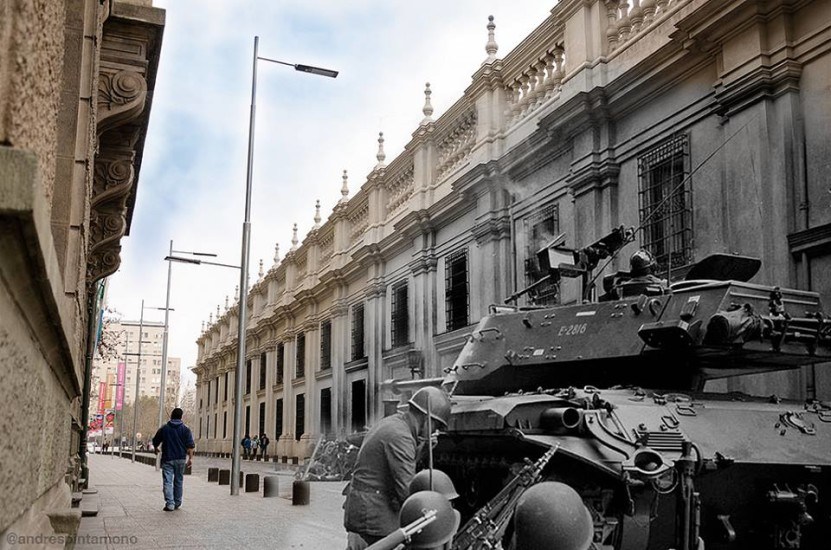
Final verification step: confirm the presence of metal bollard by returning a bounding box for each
[292,480,310,505]
[218,469,230,485]
[245,473,260,493]
[208,467,219,482]
[240,471,245,487]
[263,476,279,498]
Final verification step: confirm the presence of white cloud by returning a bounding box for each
[107,0,556,389]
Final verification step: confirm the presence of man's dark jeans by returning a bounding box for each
[161,459,187,509]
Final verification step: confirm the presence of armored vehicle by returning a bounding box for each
[428,228,831,550]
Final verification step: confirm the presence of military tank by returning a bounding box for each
[426,227,831,550]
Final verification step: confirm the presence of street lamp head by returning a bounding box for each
[294,63,338,78]
[165,255,201,265]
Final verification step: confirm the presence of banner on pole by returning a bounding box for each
[104,409,115,435]
[97,381,107,415]
[116,362,126,410]
[89,413,104,437]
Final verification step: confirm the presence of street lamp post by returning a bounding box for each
[132,300,145,463]
[230,35,337,496]
[156,241,216,471]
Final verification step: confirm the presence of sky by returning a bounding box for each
[106,0,557,389]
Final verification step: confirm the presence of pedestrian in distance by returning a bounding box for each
[259,433,270,459]
[241,434,251,459]
[343,386,452,550]
[251,434,259,458]
[151,407,195,512]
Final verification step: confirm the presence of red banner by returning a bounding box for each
[115,361,126,410]
[97,381,107,415]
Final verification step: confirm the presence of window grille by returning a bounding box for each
[214,376,219,403]
[524,203,560,305]
[275,399,283,437]
[258,402,266,435]
[445,249,469,331]
[223,372,228,402]
[259,352,267,390]
[245,360,251,395]
[296,333,306,378]
[391,281,409,347]
[245,405,250,436]
[638,134,692,277]
[320,320,332,370]
[223,411,227,438]
[275,343,284,385]
[351,303,365,361]
[295,394,305,441]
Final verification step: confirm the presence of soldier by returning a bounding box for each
[614,249,667,298]
[344,386,452,550]
[511,481,594,550]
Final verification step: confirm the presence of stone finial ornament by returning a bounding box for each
[258,259,264,279]
[225,295,229,311]
[314,200,321,228]
[234,285,239,302]
[273,242,280,264]
[485,15,498,62]
[340,170,349,203]
[375,132,386,169]
[421,82,434,124]
[216,304,220,318]
[291,223,299,250]
[201,321,205,332]
[209,312,213,324]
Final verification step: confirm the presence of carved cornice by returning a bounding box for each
[472,215,511,245]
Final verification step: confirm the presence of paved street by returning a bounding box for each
[77,453,348,549]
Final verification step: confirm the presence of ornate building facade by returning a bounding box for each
[0,0,163,539]
[193,0,831,460]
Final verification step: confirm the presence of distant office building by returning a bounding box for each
[194,0,831,461]
[91,320,182,414]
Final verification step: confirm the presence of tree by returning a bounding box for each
[120,396,163,445]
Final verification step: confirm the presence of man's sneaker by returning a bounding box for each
[174,504,181,509]
[163,506,174,512]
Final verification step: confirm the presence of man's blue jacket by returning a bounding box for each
[152,419,195,462]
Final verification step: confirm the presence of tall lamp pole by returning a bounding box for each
[230,35,337,496]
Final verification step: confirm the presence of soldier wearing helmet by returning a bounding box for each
[612,249,667,298]
[512,481,594,550]
[344,387,452,550]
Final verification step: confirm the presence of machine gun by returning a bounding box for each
[450,444,558,550]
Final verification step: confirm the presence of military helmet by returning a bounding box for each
[629,249,657,276]
[513,482,594,550]
[408,387,452,428]
[409,468,459,500]
[399,490,460,549]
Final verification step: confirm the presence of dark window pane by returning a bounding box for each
[295,394,305,441]
[276,343,284,385]
[296,333,305,378]
[351,303,365,360]
[320,320,332,370]
[391,281,409,347]
[524,203,560,305]
[320,388,332,435]
[445,249,469,331]
[259,352,267,390]
[275,399,283,437]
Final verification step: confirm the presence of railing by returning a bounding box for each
[605,0,689,53]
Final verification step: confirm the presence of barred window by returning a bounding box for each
[214,377,219,403]
[275,342,284,385]
[259,352,267,390]
[638,134,692,277]
[223,411,227,438]
[320,388,332,435]
[320,320,332,370]
[223,371,228,402]
[351,303,365,361]
[245,360,251,395]
[275,398,283,437]
[295,394,305,441]
[206,380,210,406]
[296,332,306,378]
[524,203,560,305]
[391,281,409,347]
[445,249,469,331]
[258,402,266,435]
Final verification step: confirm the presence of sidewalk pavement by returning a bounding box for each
[76,453,348,549]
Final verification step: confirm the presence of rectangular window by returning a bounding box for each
[320,320,332,371]
[245,405,250,437]
[206,415,210,439]
[320,388,332,435]
[214,376,219,403]
[224,372,228,402]
[223,411,227,438]
[524,203,560,305]
[214,413,217,438]
[638,134,692,277]
[276,343,284,385]
[351,303,365,361]
[296,333,306,378]
[206,380,210,406]
[275,398,283,437]
[445,249,470,331]
[351,379,366,432]
[295,394,305,441]
[259,352,267,390]
[391,281,409,347]
[259,402,266,435]
[245,360,252,395]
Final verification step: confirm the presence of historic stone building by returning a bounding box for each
[0,0,163,539]
[193,0,831,460]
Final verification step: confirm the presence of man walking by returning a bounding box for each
[343,386,451,549]
[152,407,195,512]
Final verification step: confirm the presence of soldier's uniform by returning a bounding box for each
[344,411,420,547]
